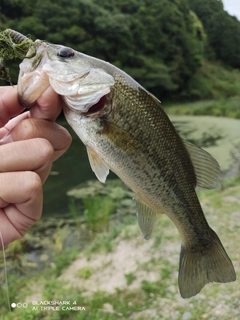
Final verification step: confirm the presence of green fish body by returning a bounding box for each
[18,41,236,298]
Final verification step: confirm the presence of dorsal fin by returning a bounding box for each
[86,146,109,183]
[136,200,160,240]
[182,138,220,189]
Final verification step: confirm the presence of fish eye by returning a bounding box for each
[57,47,75,58]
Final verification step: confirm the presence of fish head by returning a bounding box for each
[18,41,115,115]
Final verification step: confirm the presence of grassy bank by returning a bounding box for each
[164,60,240,118]
[0,178,240,319]
[164,96,240,119]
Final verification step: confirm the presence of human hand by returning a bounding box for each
[0,86,72,249]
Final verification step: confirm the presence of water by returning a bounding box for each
[43,115,240,216]
[169,115,240,171]
[42,120,93,216]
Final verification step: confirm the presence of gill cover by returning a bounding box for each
[44,61,114,112]
[18,42,115,112]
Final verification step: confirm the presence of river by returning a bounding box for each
[42,115,240,216]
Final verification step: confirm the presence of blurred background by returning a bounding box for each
[0,1,240,319]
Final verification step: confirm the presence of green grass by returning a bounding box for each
[124,272,136,285]
[77,267,94,280]
[84,218,135,256]
[165,95,240,118]
[53,248,79,276]
[83,194,117,233]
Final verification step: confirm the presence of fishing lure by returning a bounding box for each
[0,29,36,83]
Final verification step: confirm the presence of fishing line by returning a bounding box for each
[0,232,11,312]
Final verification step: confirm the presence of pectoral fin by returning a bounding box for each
[182,138,220,189]
[136,200,159,240]
[86,146,109,183]
[101,121,141,154]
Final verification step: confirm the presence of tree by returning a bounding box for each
[0,0,205,98]
[188,0,240,68]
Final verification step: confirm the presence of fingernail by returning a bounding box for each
[0,133,13,145]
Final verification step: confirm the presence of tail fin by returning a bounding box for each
[178,229,236,298]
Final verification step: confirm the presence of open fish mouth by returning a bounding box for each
[80,95,107,116]
[18,41,115,113]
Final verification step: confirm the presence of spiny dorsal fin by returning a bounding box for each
[182,138,220,189]
[136,200,160,240]
[86,146,109,183]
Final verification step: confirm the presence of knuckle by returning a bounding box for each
[36,138,54,161]
[25,171,42,193]
[58,126,72,150]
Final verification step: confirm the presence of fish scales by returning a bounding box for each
[15,36,236,298]
[103,79,206,235]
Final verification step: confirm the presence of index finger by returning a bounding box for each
[0,86,24,127]
[29,86,63,121]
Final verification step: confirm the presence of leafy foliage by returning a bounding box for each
[0,0,203,97]
[188,0,240,68]
[0,0,240,100]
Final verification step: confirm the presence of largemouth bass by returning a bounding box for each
[17,39,236,298]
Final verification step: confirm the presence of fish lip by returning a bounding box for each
[17,41,52,108]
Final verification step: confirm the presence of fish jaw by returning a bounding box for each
[18,41,115,112]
